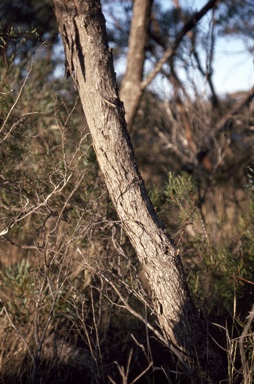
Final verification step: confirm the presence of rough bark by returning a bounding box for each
[119,0,153,130]
[53,1,226,382]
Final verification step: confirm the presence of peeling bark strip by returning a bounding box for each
[53,1,226,382]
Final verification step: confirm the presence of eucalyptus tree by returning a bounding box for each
[53,0,227,382]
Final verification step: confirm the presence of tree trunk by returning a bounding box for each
[119,0,153,130]
[53,1,226,382]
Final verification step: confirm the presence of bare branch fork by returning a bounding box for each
[141,0,219,90]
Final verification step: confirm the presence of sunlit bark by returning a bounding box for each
[53,0,226,382]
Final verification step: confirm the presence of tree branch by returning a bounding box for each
[141,0,219,90]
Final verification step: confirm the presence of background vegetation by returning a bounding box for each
[0,1,253,383]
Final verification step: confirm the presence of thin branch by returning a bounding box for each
[197,86,254,162]
[81,260,168,346]
[0,112,41,144]
[141,0,219,90]
[0,173,72,236]
[0,71,33,135]
[0,42,47,137]
[2,306,34,362]
[231,275,254,286]
[239,305,254,383]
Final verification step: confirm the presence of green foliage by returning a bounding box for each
[0,0,57,48]
[165,171,197,224]
[0,44,148,382]
[0,2,253,383]
[162,173,254,318]
[150,171,254,320]
[0,259,34,320]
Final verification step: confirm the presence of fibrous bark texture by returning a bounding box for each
[53,1,226,382]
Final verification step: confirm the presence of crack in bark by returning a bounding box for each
[53,1,228,381]
[73,16,86,83]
